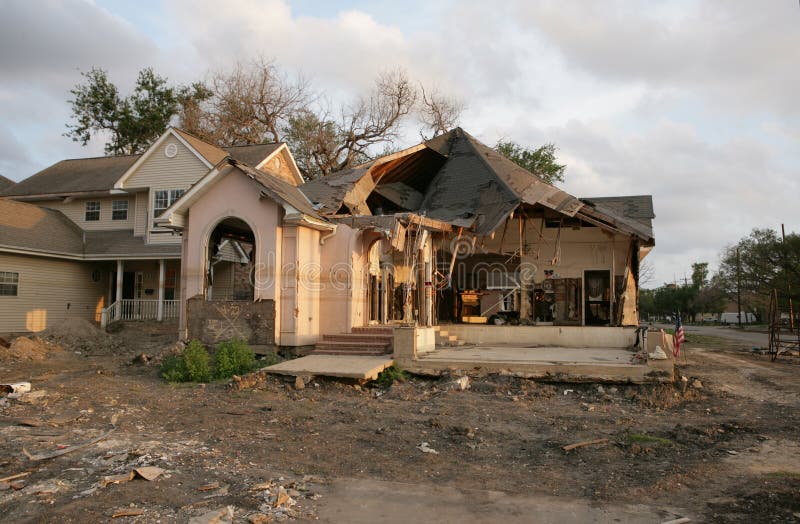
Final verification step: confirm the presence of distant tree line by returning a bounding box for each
[640,228,800,322]
[65,60,565,183]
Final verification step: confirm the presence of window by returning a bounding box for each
[85,201,100,221]
[153,189,185,218]
[112,200,128,221]
[0,271,19,296]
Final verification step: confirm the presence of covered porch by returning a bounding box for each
[99,258,182,327]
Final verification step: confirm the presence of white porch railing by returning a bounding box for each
[100,299,180,328]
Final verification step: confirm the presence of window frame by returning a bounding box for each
[153,189,185,219]
[84,201,101,221]
[111,199,129,221]
[0,271,19,297]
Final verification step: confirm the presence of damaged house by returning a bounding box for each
[1,127,660,380]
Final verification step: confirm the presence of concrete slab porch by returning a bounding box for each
[397,343,673,384]
[263,354,395,380]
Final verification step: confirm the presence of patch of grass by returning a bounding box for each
[685,334,729,347]
[764,471,800,480]
[623,433,676,446]
[373,365,407,388]
[214,339,257,379]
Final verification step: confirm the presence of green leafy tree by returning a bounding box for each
[495,141,566,185]
[717,228,800,318]
[66,67,210,155]
[691,262,709,289]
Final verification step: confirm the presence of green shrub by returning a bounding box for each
[214,339,257,379]
[183,340,212,382]
[160,354,188,382]
[373,365,407,388]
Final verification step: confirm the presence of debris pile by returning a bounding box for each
[1,336,61,361]
[246,476,321,521]
[42,318,118,354]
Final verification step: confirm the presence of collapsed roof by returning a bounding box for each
[299,128,654,245]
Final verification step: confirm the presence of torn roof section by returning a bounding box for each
[298,128,653,245]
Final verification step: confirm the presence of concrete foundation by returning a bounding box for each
[394,325,673,384]
[441,325,636,348]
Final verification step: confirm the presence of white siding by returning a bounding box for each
[0,253,107,333]
[38,196,135,230]
[134,192,148,237]
[120,136,210,245]
[122,135,210,190]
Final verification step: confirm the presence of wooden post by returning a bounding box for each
[115,260,123,321]
[157,259,166,321]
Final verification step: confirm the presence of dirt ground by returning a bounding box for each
[2,322,800,523]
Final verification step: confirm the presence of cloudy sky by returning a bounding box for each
[1,0,798,286]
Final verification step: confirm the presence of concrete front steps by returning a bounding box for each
[434,325,467,348]
[313,326,394,356]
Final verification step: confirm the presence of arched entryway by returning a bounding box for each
[206,217,255,301]
[367,237,403,325]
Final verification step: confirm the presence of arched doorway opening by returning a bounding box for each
[366,238,395,324]
[206,217,255,301]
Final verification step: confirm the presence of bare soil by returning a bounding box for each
[1,323,800,522]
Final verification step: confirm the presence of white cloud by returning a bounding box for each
[1,0,797,287]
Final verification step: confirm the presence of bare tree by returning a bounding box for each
[183,57,312,145]
[639,258,656,287]
[285,69,417,178]
[419,84,464,139]
[185,60,462,179]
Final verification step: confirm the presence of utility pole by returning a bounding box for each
[736,247,742,328]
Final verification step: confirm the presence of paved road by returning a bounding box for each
[652,322,768,347]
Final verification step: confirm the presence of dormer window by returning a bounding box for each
[85,201,100,221]
[153,189,185,218]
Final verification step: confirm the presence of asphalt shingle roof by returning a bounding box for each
[0,199,84,255]
[83,230,181,258]
[2,131,281,198]
[0,175,16,193]
[2,154,141,197]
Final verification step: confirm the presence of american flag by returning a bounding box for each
[674,313,685,356]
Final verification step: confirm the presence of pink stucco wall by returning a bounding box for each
[178,169,281,339]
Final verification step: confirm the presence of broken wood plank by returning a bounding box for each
[111,508,145,518]
[561,438,609,451]
[23,426,116,461]
[0,471,30,483]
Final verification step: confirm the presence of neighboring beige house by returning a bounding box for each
[0,128,295,333]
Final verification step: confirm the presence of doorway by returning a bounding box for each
[584,270,611,326]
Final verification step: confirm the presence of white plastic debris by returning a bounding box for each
[417,442,439,454]
[648,346,668,360]
[0,382,31,394]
